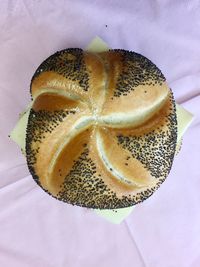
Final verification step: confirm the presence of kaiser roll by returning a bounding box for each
[26,48,177,209]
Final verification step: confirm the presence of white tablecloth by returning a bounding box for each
[0,1,200,266]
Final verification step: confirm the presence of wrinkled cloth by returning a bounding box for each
[0,1,200,267]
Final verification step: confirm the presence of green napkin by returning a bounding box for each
[10,36,194,224]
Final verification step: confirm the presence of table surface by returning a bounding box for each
[0,1,200,267]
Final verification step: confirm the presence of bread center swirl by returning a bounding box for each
[26,48,177,209]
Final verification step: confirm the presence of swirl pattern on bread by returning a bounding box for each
[26,49,177,209]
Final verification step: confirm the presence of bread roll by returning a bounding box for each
[26,48,177,209]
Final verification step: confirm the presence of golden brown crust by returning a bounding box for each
[26,49,177,209]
